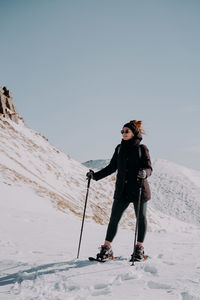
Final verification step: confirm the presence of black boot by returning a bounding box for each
[96,245,114,261]
[130,245,144,262]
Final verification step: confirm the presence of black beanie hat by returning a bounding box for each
[123,121,139,135]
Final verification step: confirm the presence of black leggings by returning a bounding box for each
[105,199,147,243]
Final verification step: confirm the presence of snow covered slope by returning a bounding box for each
[1,117,200,300]
[1,117,198,233]
[150,159,200,226]
[83,158,200,226]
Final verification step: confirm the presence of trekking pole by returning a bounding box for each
[131,178,143,266]
[77,175,91,259]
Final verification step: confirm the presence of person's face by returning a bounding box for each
[121,127,134,140]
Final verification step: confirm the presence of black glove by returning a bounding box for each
[137,169,147,179]
[86,169,94,180]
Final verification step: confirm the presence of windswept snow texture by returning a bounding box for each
[150,159,200,226]
[0,118,200,299]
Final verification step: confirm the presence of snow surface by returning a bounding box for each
[0,184,200,300]
[0,117,200,299]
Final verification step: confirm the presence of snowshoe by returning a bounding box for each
[96,245,114,261]
[130,245,145,262]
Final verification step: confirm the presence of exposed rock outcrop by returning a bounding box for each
[0,86,22,123]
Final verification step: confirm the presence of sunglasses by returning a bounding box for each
[121,129,130,134]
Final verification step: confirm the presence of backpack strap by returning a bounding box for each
[138,144,142,160]
[117,144,121,155]
[117,144,142,160]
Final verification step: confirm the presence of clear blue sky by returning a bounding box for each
[1,0,200,170]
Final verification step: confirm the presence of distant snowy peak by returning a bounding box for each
[83,159,110,170]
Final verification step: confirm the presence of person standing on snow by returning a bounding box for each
[86,120,152,261]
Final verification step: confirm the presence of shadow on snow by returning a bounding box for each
[0,259,93,286]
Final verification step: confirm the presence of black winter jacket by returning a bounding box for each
[93,134,152,202]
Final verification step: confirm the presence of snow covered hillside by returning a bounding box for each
[83,158,200,226]
[1,117,200,300]
[1,116,197,233]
